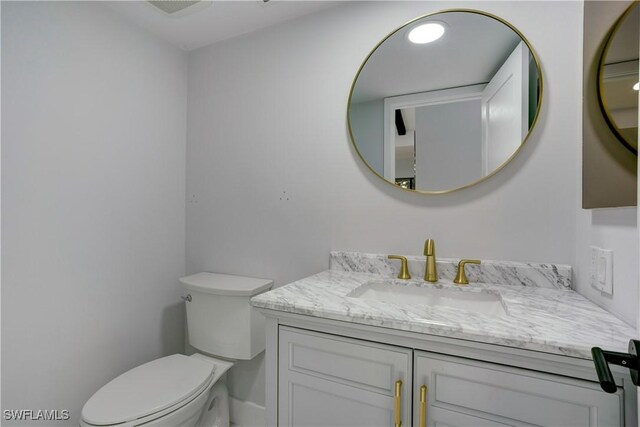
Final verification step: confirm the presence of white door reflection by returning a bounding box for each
[386,41,533,192]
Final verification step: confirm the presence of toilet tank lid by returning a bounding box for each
[179,272,273,296]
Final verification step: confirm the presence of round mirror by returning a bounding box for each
[348,10,543,194]
[598,2,638,155]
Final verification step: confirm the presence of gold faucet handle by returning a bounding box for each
[453,259,481,285]
[388,255,411,280]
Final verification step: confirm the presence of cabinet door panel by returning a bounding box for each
[414,351,622,427]
[430,407,515,427]
[287,373,394,426]
[279,327,412,427]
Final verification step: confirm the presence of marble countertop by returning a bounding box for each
[251,269,636,359]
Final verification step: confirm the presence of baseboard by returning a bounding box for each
[229,397,266,427]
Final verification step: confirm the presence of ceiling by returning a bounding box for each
[351,11,522,103]
[105,1,342,51]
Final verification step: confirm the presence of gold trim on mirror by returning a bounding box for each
[596,1,638,156]
[347,9,544,195]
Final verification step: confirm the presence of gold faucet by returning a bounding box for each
[423,239,437,282]
[453,259,481,285]
[388,255,411,280]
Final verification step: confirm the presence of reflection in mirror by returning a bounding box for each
[348,11,542,193]
[599,2,638,155]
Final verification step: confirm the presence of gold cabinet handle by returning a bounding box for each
[394,380,402,427]
[388,255,411,279]
[453,259,481,285]
[419,385,427,427]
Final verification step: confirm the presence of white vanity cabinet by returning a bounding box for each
[274,325,625,427]
[414,351,622,426]
[278,327,412,427]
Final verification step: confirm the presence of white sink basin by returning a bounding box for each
[347,280,508,317]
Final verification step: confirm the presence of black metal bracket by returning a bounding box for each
[395,109,406,136]
[591,339,640,393]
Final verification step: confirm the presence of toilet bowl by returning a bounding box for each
[81,354,232,427]
[81,273,273,427]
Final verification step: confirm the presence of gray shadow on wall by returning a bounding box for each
[161,302,186,356]
[227,350,266,405]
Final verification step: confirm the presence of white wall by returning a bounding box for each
[187,1,584,406]
[1,2,187,425]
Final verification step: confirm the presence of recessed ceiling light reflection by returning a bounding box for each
[408,22,446,44]
[633,82,639,91]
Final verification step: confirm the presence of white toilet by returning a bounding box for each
[81,272,273,427]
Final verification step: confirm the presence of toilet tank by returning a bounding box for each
[179,272,273,360]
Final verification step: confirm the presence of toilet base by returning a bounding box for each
[199,381,230,427]
[191,354,234,427]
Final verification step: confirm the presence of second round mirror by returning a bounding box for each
[598,2,638,155]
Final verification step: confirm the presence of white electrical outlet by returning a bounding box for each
[590,246,598,290]
[589,246,613,295]
[600,249,613,295]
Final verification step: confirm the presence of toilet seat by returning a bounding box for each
[81,354,215,426]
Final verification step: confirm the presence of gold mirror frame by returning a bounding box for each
[597,1,639,156]
[347,9,544,195]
